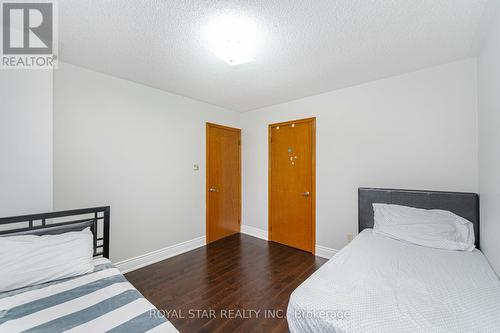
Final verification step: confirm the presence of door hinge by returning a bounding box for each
[238,139,241,145]
[238,219,241,225]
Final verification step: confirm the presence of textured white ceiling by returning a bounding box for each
[59,0,490,112]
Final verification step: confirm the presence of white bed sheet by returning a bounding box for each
[287,229,500,333]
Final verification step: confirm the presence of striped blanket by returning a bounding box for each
[0,258,178,333]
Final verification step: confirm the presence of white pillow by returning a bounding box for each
[373,204,475,251]
[0,227,94,292]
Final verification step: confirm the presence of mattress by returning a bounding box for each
[287,229,500,333]
[0,258,178,333]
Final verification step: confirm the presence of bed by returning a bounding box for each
[0,207,178,333]
[287,188,500,333]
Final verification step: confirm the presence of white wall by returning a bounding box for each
[5,59,479,265]
[0,70,53,217]
[478,10,500,275]
[241,59,478,252]
[53,62,239,262]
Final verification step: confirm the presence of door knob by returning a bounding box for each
[302,191,310,197]
[209,188,218,192]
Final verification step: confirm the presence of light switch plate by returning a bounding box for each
[193,163,199,171]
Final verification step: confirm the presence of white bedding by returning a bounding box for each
[0,228,94,292]
[287,229,500,333]
[373,204,475,251]
[0,258,178,333]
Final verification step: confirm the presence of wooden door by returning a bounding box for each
[206,123,241,243]
[269,118,315,253]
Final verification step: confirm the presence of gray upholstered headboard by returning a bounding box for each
[358,188,480,248]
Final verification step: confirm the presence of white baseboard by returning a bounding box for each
[116,227,338,273]
[241,224,338,259]
[241,224,268,240]
[315,245,338,259]
[115,236,206,274]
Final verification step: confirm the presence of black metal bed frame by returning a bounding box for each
[0,206,110,258]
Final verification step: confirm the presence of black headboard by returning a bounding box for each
[358,188,479,248]
[0,206,110,258]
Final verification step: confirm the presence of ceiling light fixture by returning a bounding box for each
[203,13,260,66]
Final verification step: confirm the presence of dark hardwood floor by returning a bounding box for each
[125,233,326,333]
